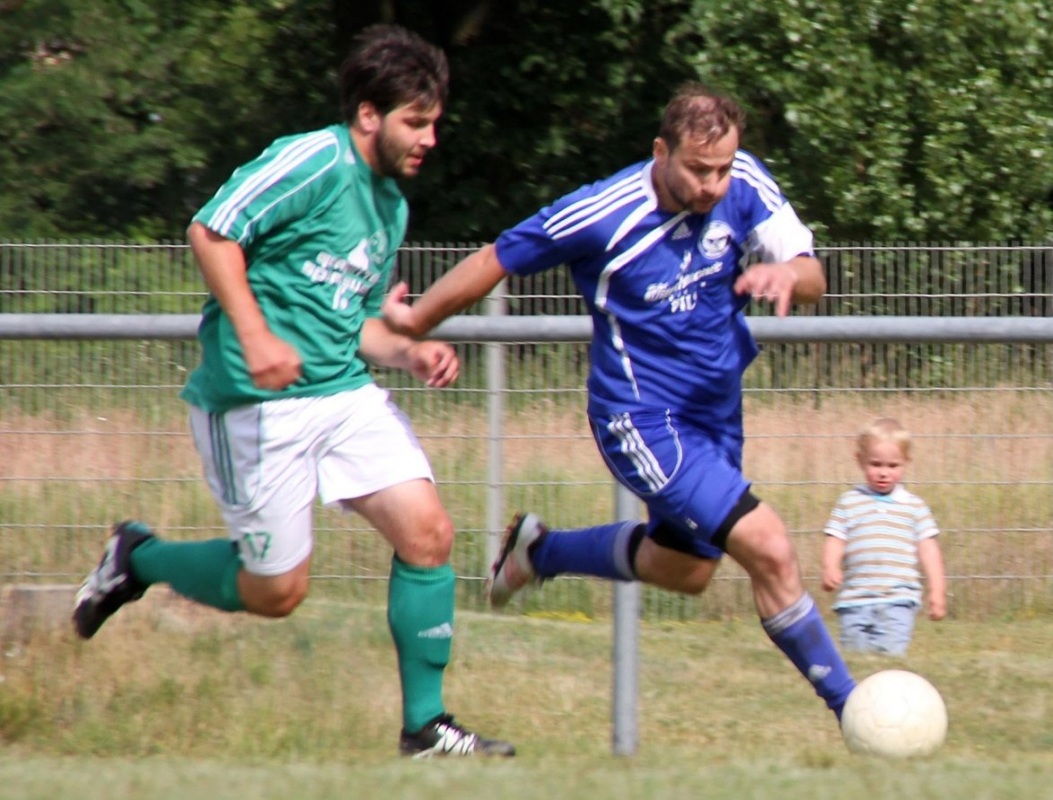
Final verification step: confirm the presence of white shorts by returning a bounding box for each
[188,383,434,576]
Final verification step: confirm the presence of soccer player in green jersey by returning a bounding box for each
[72,24,514,759]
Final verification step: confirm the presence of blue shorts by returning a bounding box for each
[590,408,753,560]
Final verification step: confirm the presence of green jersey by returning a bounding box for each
[181,124,407,413]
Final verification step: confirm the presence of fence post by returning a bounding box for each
[612,483,640,756]
[485,280,508,573]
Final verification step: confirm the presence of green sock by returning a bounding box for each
[130,537,245,612]
[387,557,455,732]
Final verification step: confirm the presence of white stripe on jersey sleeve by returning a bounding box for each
[731,151,782,212]
[543,171,644,238]
[206,130,338,239]
[549,186,649,241]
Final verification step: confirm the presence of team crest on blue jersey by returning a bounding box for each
[699,221,734,259]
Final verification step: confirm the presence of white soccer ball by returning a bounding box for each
[841,670,948,758]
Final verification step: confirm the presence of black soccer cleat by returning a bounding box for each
[72,521,154,639]
[398,713,516,758]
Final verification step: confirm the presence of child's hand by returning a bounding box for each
[928,595,947,621]
[821,568,842,593]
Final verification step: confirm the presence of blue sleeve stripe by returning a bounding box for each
[205,130,339,238]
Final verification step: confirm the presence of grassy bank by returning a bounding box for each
[0,595,1051,798]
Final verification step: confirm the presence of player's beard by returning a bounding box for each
[656,163,717,215]
[668,178,718,215]
[375,130,424,179]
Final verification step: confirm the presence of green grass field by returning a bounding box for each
[0,591,1051,799]
[2,384,1052,797]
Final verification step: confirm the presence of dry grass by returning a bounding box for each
[3,390,1049,492]
[2,391,1052,618]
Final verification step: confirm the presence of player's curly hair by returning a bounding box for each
[338,24,449,122]
[658,82,746,151]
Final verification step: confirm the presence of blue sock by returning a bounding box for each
[531,521,639,581]
[762,594,856,720]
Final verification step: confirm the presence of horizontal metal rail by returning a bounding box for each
[2,314,1053,343]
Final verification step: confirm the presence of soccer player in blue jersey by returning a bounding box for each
[71,24,514,758]
[384,83,857,725]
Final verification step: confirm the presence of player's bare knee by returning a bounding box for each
[392,516,455,567]
[273,580,309,616]
[412,515,456,564]
[751,546,797,583]
[240,571,309,617]
[255,584,307,617]
[434,514,455,555]
[679,576,710,596]
[729,521,798,581]
[676,567,713,595]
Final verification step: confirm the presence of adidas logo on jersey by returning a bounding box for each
[671,222,692,240]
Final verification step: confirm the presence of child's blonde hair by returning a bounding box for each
[857,417,912,460]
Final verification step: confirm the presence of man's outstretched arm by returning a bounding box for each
[384,243,509,337]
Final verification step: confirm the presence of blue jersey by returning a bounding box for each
[495,151,815,426]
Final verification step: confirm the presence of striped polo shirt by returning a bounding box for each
[824,484,940,609]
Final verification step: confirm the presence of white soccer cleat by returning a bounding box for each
[487,512,547,608]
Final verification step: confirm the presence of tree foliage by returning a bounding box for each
[405,0,699,239]
[673,0,1053,240]
[0,0,293,238]
[0,0,1050,242]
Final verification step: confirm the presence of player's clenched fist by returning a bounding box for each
[242,329,303,390]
